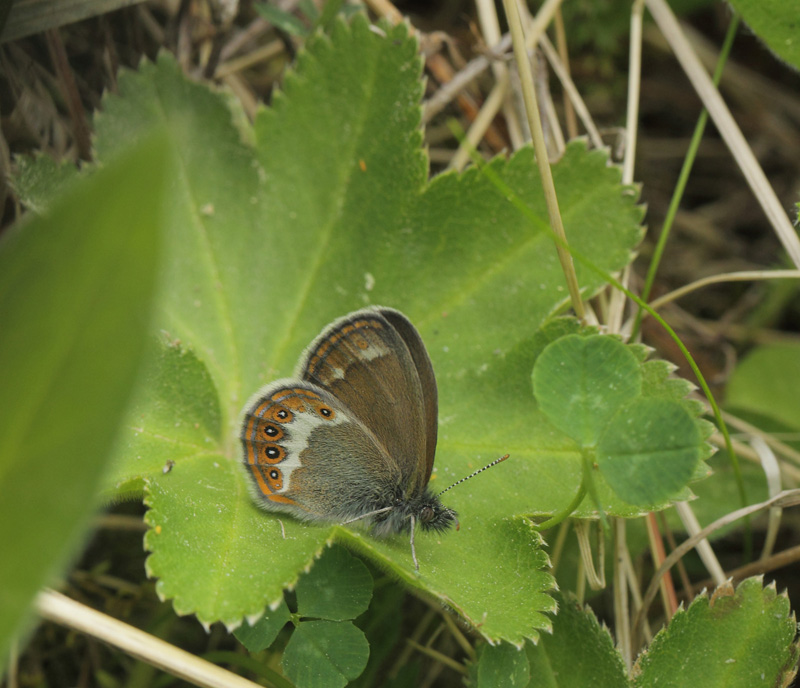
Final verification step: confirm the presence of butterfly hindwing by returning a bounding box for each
[240,380,399,522]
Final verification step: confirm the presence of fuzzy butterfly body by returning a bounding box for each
[240,307,458,567]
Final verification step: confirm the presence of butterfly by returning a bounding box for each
[240,306,506,569]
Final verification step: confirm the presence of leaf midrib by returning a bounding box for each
[266,38,385,375]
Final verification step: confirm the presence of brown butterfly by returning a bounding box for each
[240,307,506,569]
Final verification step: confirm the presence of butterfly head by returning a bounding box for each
[416,495,459,533]
[368,488,459,536]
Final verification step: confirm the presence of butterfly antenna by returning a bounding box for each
[437,454,510,497]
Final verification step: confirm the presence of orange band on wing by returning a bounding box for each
[251,463,272,495]
[306,318,384,375]
[266,494,297,505]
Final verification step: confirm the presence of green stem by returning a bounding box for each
[534,481,587,531]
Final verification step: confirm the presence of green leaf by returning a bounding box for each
[633,577,799,687]
[533,334,642,446]
[350,580,405,688]
[24,15,644,642]
[725,342,800,431]
[0,133,165,666]
[531,329,708,511]
[298,0,319,22]
[255,3,310,36]
[316,0,347,32]
[104,334,223,499]
[296,545,373,621]
[336,516,555,645]
[728,0,800,70]
[527,591,628,687]
[475,642,530,688]
[11,153,80,214]
[233,597,291,652]
[597,398,702,506]
[283,620,370,688]
[144,454,323,628]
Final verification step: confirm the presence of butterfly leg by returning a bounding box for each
[409,514,419,571]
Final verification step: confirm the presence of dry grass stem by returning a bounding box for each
[646,0,800,267]
[674,501,726,586]
[502,0,584,319]
[750,436,783,561]
[538,34,603,149]
[36,590,262,688]
[647,270,800,312]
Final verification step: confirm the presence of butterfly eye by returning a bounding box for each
[420,506,435,523]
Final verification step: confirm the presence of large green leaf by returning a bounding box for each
[16,16,644,643]
[527,591,628,687]
[0,135,165,666]
[633,578,799,687]
[728,0,800,70]
[725,342,800,432]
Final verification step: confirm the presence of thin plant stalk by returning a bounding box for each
[623,0,646,186]
[501,0,585,320]
[553,7,577,139]
[632,12,741,340]
[36,590,269,688]
[646,269,800,313]
[538,34,603,149]
[646,0,800,266]
[449,71,510,171]
[614,518,632,667]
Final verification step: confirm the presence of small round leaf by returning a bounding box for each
[234,597,291,652]
[597,399,701,506]
[533,334,642,446]
[296,546,373,621]
[282,620,369,688]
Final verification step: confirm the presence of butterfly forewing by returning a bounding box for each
[380,309,438,487]
[298,308,436,495]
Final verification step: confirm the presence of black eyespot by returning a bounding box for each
[277,409,288,419]
[266,447,280,459]
[269,469,279,479]
[264,425,279,437]
[320,407,332,417]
